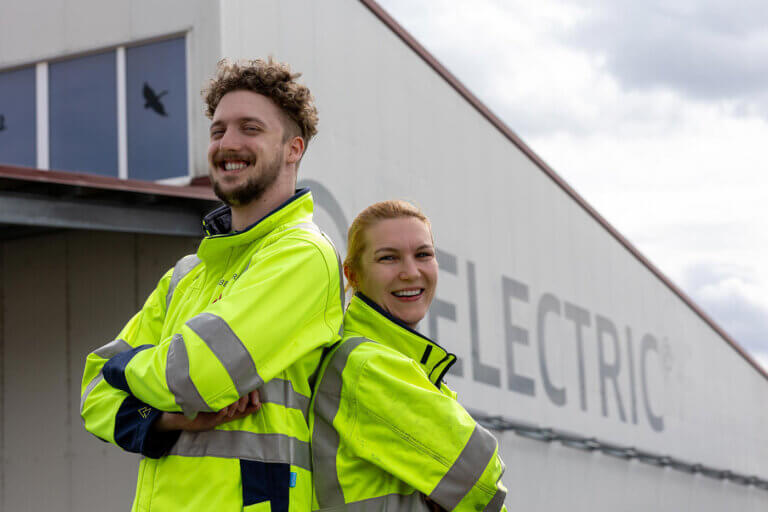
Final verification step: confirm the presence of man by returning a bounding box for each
[80,58,344,512]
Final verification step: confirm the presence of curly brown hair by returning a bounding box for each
[202,58,318,144]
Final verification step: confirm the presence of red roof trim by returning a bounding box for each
[0,164,216,201]
[359,0,768,381]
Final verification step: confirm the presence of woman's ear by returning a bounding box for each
[343,265,357,290]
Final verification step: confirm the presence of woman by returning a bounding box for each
[309,200,507,511]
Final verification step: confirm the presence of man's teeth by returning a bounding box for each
[224,161,248,171]
[393,289,422,297]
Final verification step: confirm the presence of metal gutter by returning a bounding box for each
[0,165,219,237]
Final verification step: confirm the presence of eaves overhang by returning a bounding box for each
[0,165,219,239]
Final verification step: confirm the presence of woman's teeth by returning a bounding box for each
[393,289,422,297]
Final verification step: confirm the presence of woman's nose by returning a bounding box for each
[398,258,419,279]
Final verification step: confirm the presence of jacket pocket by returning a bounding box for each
[241,459,290,512]
[244,501,271,512]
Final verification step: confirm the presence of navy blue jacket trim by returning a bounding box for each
[202,188,311,236]
[114,395,181,458]
[354,292,457,388]
[102,344,153,393]
[241,459,290,512]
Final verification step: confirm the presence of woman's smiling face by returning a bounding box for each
[352,217,438,328]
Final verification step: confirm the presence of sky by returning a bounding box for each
[376,0,768,371]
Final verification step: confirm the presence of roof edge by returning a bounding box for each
[359,0,768,382]
[0,164,216,201]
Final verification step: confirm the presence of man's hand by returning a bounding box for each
[154,390,261,432]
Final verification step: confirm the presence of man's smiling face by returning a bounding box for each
[207,90,288,206]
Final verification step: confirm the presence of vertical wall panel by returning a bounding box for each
[66,231,141,511]
[0,66,36,167]
[136,234,200,300]
[126,37,188,180]
[49,51,118,176]
[0,242,5,511]
[2,235,69,510]
[0,231,200,511]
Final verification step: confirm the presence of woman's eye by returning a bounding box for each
[417,252,434,258]
[378,255,395,262]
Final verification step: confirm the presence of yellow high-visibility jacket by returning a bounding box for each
[80,189,344,512]
[310,293,508,511]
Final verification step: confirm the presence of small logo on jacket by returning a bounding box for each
[138,407,153,419]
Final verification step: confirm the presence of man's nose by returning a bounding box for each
[218,127,242,151]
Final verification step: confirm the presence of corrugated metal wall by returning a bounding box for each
[0,230,198,511]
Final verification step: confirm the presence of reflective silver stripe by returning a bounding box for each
[260,378,310,417]
[429,423,498,509]
[80,373,104,414]
[325,231,346,335]
[166,334,211,418]
[166,254,201,310]
[81,338,134,415]
[312,337,371,508]
[292,222,346,333]
[291,221,321,234]
[185,312,263,396]
[483,486,507,512]
[168,430,311,471]
[93,338,132,359]
[337,491,431,512]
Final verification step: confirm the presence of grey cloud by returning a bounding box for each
[568,0,768,100]
[681,262,768,360]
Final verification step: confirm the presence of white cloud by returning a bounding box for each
[376,0,768,362]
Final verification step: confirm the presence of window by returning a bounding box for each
[5,35,189,180]
[126,37,188,180]
[0,66,36,167]
[49,51,118,176]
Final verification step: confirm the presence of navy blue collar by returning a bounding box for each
[203,188,310,236]
[350,292,456,389]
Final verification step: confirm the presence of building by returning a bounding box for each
[1,1,767,510]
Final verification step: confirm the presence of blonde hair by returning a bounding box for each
[202,57,318,144]
[344,200,432,292]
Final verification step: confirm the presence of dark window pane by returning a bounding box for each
[0,66,36,167]
[49,51,118,176]
[126,37,188,180]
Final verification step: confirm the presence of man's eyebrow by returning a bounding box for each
[239,116,266,125]
[209,117,266,129]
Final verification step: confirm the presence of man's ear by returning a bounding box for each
[285,135,305,165]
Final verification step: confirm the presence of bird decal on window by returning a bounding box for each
[143,82,169,117]
[0,114,6,131]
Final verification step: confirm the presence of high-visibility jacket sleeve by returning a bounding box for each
[103,234,342,417]
[346,349,508,512]
[80,268,181,458]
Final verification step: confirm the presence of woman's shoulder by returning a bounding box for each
[333,336,437,393]
[336,334,418,367]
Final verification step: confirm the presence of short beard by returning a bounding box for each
[212,151,283,207]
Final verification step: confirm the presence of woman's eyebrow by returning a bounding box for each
[373,247,398,255]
